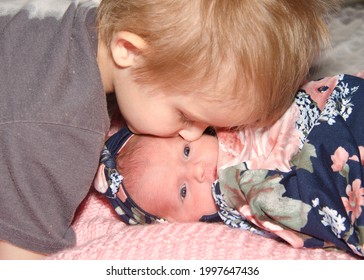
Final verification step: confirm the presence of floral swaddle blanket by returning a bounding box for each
[214,72,364,257]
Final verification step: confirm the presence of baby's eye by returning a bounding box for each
[183,144,190,158]
[180,184,187,200]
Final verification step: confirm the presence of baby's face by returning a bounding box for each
[135,134,219,222]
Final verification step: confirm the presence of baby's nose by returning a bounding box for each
[191,161,205,183]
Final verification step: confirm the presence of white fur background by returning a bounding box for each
[310,2,364,79]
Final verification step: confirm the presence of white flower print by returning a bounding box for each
[319,206,346,238]
[295,91,321,148]
[320,76,357,125]
[312,198,319,207]
[109,171,123,196]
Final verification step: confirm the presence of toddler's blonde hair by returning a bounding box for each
[97,0,341,127]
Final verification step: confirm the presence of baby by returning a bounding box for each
[94,127,220,224]
[94,72,364,258]
[94,110,299,224]
[95,72,364,226]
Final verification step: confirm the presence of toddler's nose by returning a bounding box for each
[179,123,208,142]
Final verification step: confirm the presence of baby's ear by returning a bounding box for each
[110,31,147,68]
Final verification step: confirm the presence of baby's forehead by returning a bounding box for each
[139,135,185,148]
[132,136,179,161]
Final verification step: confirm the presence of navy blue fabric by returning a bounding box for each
[100,127,160,224]
[214,74,364,258]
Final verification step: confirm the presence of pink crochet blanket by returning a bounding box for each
[47,190,357,260]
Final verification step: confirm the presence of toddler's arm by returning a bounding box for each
[0,241,45,260]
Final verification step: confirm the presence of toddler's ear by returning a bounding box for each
[110,31,147,68]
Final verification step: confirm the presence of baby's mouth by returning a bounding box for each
[213,167,217,179]
[204,166,218,181]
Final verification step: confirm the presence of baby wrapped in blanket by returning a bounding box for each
[94,72,364,258]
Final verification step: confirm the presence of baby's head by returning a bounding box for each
[95,127,220,224]
[97,0,341,134]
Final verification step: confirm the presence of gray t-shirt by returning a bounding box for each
[0,0,110,254]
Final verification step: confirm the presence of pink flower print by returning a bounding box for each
[301,75,339,110]
[217,129,245,168]
[331,147,349,172]
[246,103,302,172]
[342,179,364,224]
[217,103,302,172]
[261,221,305,249]
[349,155,359,162]
[239,206,304,248]
[359,146,364,166]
